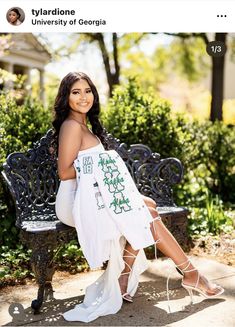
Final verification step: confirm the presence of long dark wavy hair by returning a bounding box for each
[52,72,106,143]
[10,8,21,18]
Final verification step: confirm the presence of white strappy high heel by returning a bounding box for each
[178,259,224,304]
[119,248,137,303]
[166,258,224,312]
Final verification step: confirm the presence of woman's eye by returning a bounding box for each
[71,90,91,95]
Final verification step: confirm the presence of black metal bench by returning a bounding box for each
[2,129,189,313]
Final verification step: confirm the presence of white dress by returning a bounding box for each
[56,142,156,323]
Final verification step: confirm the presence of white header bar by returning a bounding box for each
[1,0,234,33]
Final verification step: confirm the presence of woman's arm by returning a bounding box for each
[58,120,82,180]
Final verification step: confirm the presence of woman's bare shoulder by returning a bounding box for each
[62,119,83,128]
[59,119,83,142]
[60,119,83,132]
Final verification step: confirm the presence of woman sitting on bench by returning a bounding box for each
[53,72,224,323]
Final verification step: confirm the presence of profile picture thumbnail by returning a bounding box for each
[6,7,25,26]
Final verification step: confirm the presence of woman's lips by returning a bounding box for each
[78,102,89,106]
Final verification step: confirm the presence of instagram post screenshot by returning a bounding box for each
[0,0,234,326]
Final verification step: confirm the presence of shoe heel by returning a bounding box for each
[184,286,194,305]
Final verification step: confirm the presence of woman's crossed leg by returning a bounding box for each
[119,195,223,303]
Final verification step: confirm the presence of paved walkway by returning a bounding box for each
[0,256,235,327]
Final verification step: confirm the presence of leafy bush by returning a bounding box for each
[175,121,235,208]
[0,93,52,247]
[188,191,234,236]
[0,245,32,287]
[0,240,89,287]
[102,77,185,159]
[54,240,89,273]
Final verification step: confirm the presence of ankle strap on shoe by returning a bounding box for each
[177,259,190,267]
[167,258,199,313]
[177,260,198,275]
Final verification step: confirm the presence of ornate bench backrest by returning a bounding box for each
[2,130,58,227]
[2,129,183,228]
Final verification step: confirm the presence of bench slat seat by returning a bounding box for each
[157,206,189,217]
[21,220,73,232]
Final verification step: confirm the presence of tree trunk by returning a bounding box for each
[210,33,227,121]
[111,33,120,88]
[95,33,120,97]
[95,33,113,97]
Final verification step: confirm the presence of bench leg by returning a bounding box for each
[30,245,55,314]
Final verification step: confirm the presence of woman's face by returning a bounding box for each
[9,11,19,23]
[69,79,94,114]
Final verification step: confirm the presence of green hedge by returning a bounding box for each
[176,120,235,206]
[102,77,184,159]
[0,94,52,247]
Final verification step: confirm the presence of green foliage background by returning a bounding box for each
[102,78,183,159]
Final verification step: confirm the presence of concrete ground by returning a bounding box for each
[0,256,235,327]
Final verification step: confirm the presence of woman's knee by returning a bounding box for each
[148,206,159,218]
[56,203,75,227]
[55,179,76,227]
[142,195,157,209]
